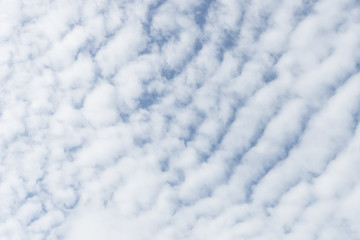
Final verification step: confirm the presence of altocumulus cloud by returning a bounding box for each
[0,0,360,239]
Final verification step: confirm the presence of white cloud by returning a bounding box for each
[1,0,360,239]
[82,82,119,127]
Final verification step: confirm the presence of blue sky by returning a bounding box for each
[1,0,360,239]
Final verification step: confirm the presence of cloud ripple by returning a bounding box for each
[0,0,360,239]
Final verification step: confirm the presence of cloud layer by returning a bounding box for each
[1,0,360,239]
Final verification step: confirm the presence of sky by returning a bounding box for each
[0,0,360,239]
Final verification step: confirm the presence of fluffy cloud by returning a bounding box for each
[1,0,360,239]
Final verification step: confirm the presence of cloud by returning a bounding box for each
[1,0,360,239]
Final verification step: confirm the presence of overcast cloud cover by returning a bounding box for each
[1,0,360,239]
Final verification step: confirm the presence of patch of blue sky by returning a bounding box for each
[262,68,278,83]
[182,125,197,146]
[118,111,130,123]
[292,0,320,26]
[159,158,169,172]
[145,0,167,30]
[194,0,214,29]
[133,136,152,147]
[252,12,271,42]
[216,30,240,62]
[352,108,360,130]
[161,67,177,80]
[138,90,159,109]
